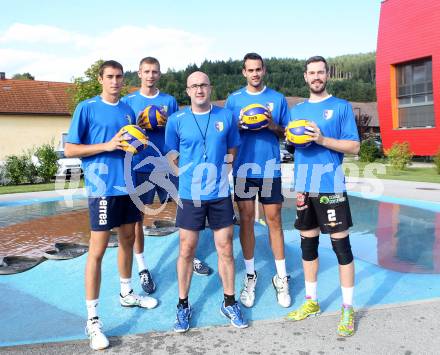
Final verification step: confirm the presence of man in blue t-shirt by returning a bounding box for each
[225,53,291,309]
[286,56,360,337]
[65,60,158,351]
[122,57,212,295]
[165,71,248,332]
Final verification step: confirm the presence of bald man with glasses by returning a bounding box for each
[165,71,248,332]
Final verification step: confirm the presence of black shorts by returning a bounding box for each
[233,177,284,204]
[294,192,353,234]
[88,195,142,231]
[135,171,178,204]
[175,197,235,231]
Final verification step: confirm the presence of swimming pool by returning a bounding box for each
[0,198,88,228]
[1,192,439,273]
[0,196,176,257]
[281,195,440,274]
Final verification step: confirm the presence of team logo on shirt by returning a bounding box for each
[323,110,333,120]
[296,192,309,211]
[266,102,274,112]
[215,121,224,132]
[125,114,132,123]
[162,105,168,113]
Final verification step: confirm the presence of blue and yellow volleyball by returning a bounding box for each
[241,103,270,130]
[119,125,148,154]
[137,105,167,130]
[286,120,313,148]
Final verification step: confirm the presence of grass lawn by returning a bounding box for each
[343,159,440,184]
[0,180,84,195]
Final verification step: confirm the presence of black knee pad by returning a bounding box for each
[300,235,319,261]
[331,236,353,265]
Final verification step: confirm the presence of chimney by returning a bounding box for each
[0,72,5,80]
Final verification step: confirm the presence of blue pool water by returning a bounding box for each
[0,198,88,228]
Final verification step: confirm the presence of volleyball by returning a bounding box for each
[285,120,313,148]
[119,125,148,154]
[137,105,167,130]
[241,103,270,130]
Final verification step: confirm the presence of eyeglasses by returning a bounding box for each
[187,83,210,90]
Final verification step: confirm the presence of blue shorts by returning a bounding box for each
[233,177,284,204]
[136,172,178,205]
[175,197,235,231]
[88,195,142,231]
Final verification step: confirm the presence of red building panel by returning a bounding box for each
[376,0,440,156]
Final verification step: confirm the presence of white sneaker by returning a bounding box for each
[240,272,257,308]
[120,290,158,309]
[272,274,291,308]
[85,318,109,351]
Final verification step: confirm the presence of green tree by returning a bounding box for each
[12,72,35,80]
[99,52,377,106]
[68,60,130,113]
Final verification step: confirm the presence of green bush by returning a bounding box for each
[433,148,440,175]
[0,163,6,185]
[385,142,413,171]
[23,150,39,184]
[4,155,29,185]
[4,152,39,185]
[35,143,59,183]
[359,138,379,162]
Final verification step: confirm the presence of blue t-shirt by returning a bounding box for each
[67,96,136,197]
[121,90,179,173]
[225,86,291,178]
[290,95,359,193]
[165,105,240,201]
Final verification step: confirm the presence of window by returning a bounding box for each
[396,58,434,128]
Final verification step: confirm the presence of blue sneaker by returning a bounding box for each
[139,269,156,294]
[174,304,192,333]
[193,258,212,276]
[220,301,248,329]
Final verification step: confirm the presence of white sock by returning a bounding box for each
[305,281,318,300]
[244,258,255,275]
[135,253,147,273]
[120,278,132,297]
[86,299,99,319]
[341,286,354,306]
[275,259,287,278]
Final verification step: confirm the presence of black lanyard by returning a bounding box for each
[191,108,212,160]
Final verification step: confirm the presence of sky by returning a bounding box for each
[0,0,382,82]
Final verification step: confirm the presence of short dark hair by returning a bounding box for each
[98,60,124,77]
[139,56,160,70]
[243,52,265,69]
[304,56,329,73]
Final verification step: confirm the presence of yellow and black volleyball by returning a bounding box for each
[241,103,269,130]
[137,105,167,130]
[119,125,148,154]
[285,119,313,148]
